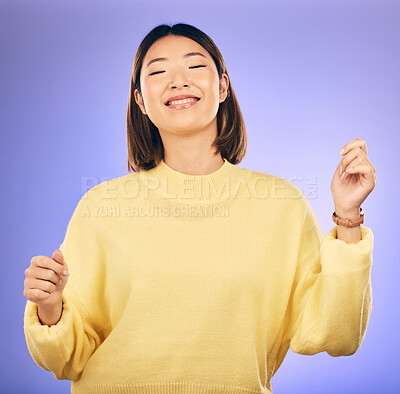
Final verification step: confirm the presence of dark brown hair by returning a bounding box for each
[127,23,247,172]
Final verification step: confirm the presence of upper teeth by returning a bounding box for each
[168,98,197,105]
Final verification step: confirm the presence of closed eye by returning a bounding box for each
[149,65,206,76]
[149,71,164,76]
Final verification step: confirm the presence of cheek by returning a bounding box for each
[142,84,162,108]
[197,78,218,100]
[205,74,220,98]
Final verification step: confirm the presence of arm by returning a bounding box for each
[283,198,374,357]
[24,282,102,380]
[24,191,110,380]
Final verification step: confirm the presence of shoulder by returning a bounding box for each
[79,172,141,202]
[237,165,305,202]
[67,172,140,221]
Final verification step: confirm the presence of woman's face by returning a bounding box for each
[134,35,229,136]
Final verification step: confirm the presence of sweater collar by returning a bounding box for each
[143,157,235,204]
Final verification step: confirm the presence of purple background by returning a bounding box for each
[2,0,398,392]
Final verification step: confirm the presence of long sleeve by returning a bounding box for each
[22,161,377,393]
[282,197,374,357]
[24,189,111,381]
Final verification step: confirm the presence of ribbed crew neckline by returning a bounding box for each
[143,158,235,204]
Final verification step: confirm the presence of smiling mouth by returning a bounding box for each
[165,98,200,110]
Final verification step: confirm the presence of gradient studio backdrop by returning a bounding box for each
[2,0,398,393]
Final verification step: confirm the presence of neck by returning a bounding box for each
[140,157,238,205]
[158,118,221,175]
[163,154,225,176]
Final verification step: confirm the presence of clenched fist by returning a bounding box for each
[24,249,70,325]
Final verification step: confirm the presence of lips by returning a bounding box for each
[164,95,200,106]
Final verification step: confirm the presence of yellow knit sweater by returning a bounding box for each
[24,158,374,394]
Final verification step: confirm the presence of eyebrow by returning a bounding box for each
[145,52,207,69]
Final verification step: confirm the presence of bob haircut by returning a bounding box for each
[127,23,247,172]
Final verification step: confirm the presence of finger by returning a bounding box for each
[34,278,57,294]
[28,288,52,300]
[339,138,367,157]
[27,276,57,295]
[352,146,376,172]
[27,266,61,287]
[341,149,364,173]
[343,164,376,181]
[52,249,69,275]
[341,148,375,174]
[340,147,363,174]
[36,267,62,286]
[362,150,376,172]
[52,249,65,266]
[32,256,65,278]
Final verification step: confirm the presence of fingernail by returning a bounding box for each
[340,172,346,180]
[63,270,70,276]
[339,148,345,155]
[346,167,353,172]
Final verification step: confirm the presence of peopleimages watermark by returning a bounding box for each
[80,174,318,201]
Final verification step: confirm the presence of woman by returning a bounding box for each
[24,23,376,394]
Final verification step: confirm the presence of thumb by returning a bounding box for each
[53,248,69,272]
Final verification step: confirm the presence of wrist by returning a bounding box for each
[334,207,361,220]
[37,299,63,326]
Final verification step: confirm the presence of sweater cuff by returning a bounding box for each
[23,295,72,363]
[320,225,374,273]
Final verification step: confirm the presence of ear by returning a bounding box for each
[134,89,147,115]
[219,73,230,102]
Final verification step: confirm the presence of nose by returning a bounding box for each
[169,66,190,89]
